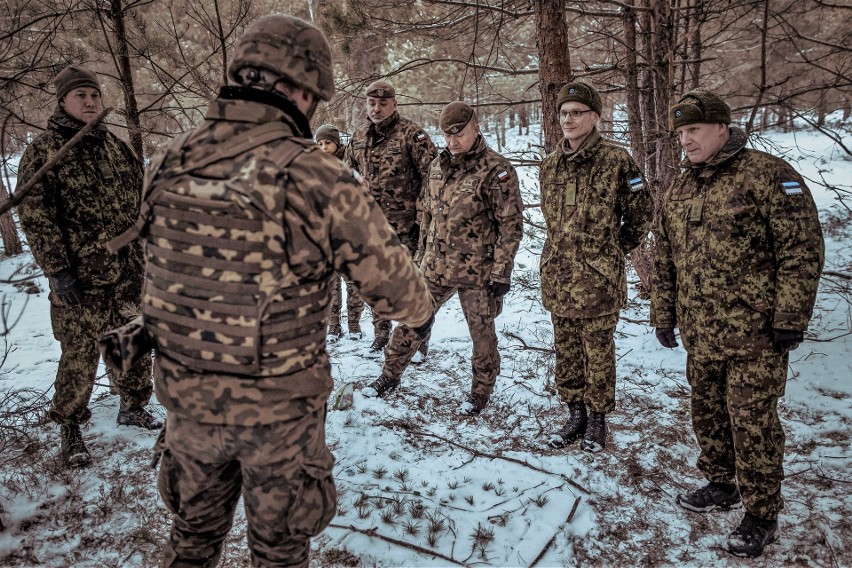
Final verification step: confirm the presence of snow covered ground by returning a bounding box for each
[0,118,849,567]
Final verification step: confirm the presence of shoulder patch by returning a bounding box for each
[416,132,427,141]
[628,177,645,192]
[497,170,510,181]
[781,180,803,195]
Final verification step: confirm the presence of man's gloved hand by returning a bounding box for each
[655,327,679,349]
[488,281,511,297]
[772,329,804,355]
[50,269,83,305]
[411,311,435,341]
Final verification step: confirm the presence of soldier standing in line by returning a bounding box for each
[117,15,433,566]
[541,82,653,453]
[314,123,365,341]
[652,89,824,558]
[363,101,523,415]
[16,66,161,468]
[344,80,437,353]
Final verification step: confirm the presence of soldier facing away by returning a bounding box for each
[652,89,824,558]
[16,65,161,468]
[344,80,438,353]
[363,101,523,415]
[123,15,433,566]
[540,82,653,453]
[314,123,366,341]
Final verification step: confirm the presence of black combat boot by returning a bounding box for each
[460,393,489,416]
[677,482,742,513]
[327,322,343,340]
[60,425,91,468]
[725,512,778,558]
[363,375,401,398]
[412,339,429,364]
[548,402,587,449]
[370,334,390,351]
[117,401,164,430]
[580,411,606,453]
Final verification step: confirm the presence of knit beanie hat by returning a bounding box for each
[315,124,341,146]
[669,89,731,129]
[555,81,602,116]
[439,101,476,134]
[54,66,101,101]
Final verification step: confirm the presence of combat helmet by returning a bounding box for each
[228,15,334,101]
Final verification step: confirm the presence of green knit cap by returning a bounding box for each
[670,89,731,129]
[315,124,340,146]
[555,81,602,116]
[54,66,101,101]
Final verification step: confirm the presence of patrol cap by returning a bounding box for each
[54,66,101,101]
[555,81,602,116]
[439,101,476,134]
[670,89,731,130]
[365,80,395,99]
[315,124,341,146]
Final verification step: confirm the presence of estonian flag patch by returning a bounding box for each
[781,180,803,195]
[497,170,510,181]
[628,177,645,192]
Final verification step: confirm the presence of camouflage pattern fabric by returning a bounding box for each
[551,313,619,413]
[144,86,433,427]
[382,280,503,396]
[651,127,825,357]
[344,110,437,238]
[418,135,523,287]
[16,106,151,426]
[158,407,335,567]
[539,128,652,318]
[328,278,364,333]
[651,126,825,522]
[687,352,788,519]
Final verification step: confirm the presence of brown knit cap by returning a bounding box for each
[669,89,731,130]
[555,81,602,116]
[365,80,395,99]
[315,124,341,146]
[439,101,476,134]
[54,66,101,101]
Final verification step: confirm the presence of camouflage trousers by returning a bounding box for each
[49,287,152,425]
[382,280,503,396]
[370,231,418,341]
[551,312,619,414]
[687,350,788,520]
[327,275,364,333]
[158,408,337,568]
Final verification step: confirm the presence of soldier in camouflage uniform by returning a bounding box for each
[344,80,438,351]
[364,102,523,415]
[651,89,824,558]
[541,82,652,453]
[124,16,433,567]
[16,66,161,469]
[314,124,365,340]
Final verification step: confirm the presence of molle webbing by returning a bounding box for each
[139,125,329,377]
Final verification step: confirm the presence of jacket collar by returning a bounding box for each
[208,86,311,138]
[683,126,748,172]
[47,105,108,139]
[557,127,601,163]
[439,134,487,173]
[368,111,400,138]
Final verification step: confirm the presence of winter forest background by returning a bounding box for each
[0,1,850,567]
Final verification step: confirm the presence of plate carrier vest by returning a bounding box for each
[111,122,330,377]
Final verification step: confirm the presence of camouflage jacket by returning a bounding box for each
[651,127,824,358]
[142,87,432,425]
[344,111,437,237]
[539,129,653,318]
[17,107,144,292]
[418,135,523,287]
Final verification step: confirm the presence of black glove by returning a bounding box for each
[49,269,83,305]
[772,329,804,355]
[655,327,679,349]
[411,311,435,340]
[488,281,511,297]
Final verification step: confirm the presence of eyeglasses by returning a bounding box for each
[559,109,595,121]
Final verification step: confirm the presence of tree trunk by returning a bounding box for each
[689,0,704,89]
[534,0,573,154]
[622,2,646,170]
[110,0,143,159]
[0,179,22,256]
[650,0,677,191]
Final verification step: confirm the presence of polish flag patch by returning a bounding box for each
[416,132,427,141]
[497,170,509,181]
